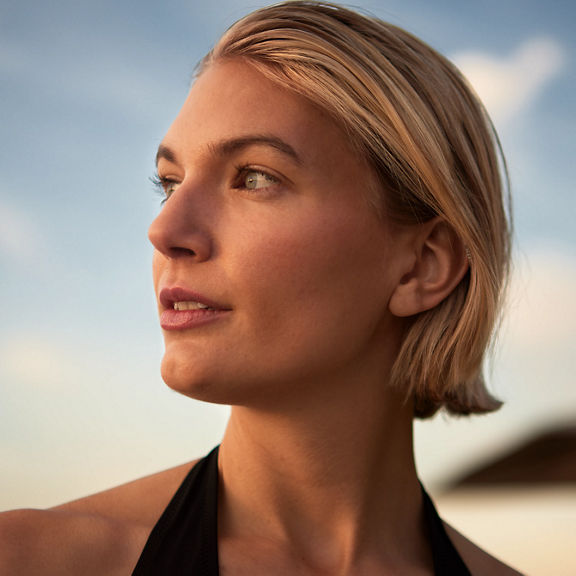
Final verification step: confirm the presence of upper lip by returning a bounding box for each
[159,286,230,311]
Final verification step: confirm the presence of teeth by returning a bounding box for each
[173,301,210,311]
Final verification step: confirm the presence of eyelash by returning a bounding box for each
[150,166,280,205]
[233,166,279,192]
[150,172,178,205]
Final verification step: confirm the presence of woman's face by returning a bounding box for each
[149,59,410,406]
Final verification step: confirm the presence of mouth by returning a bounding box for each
[158,286,231,331]
[159,286,228,311]
[173,301,213,311]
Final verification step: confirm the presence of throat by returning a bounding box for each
[217,402,424,574]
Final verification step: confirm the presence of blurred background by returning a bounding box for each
[1,1,574,573]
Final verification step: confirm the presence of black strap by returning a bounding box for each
[133,446,470,575]
[131,446,220,575]
[422,486,471,575]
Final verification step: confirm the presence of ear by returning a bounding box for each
[389,218,469,317]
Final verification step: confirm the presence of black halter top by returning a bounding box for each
[132,446,470,575]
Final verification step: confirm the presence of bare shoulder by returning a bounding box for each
[445,522,525,576]
[0,507,141,576]
[0,459,197,576]
[55,458,197,524]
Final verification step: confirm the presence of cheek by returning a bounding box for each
[235,208,394,354]
[259,210,390,299]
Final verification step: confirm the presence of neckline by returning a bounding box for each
[133,445,471,575]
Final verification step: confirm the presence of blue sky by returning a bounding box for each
[1,0,575,509]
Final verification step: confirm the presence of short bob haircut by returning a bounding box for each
[199,1,512,418]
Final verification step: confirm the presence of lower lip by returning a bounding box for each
[160,308,230,331]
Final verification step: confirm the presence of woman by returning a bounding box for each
[0,2,519,574]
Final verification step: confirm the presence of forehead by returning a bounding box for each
[160,59,354,168]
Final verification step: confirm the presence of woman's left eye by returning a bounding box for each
[238,169,278,191]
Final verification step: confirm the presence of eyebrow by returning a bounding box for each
[155,143,177,167]
[155,135,302,168]
[210,135,302,165]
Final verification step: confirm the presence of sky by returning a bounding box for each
[1,0,575,510]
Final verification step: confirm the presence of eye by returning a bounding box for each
[237,168,278,191]
[150,172,181,204]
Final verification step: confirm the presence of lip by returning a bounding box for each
[159,286,228,311]
[158,286,231,331]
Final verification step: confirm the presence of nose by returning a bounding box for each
[148,184,213,261]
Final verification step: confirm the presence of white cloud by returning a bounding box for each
[496,245,576,421]
[506,246,576,348]
[0,200,40,263]
[0,339,71,390]
[452,37,567,126]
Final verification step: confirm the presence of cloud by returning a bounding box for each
[496,245,576,418]
[0,338,71,390]
[0,200,41,264]
[452,37,567,126]
[506,246,576,348]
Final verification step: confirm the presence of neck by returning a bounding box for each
[218,375,429,573]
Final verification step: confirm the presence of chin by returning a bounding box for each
[159,351,255,407]
[160,355,218,402]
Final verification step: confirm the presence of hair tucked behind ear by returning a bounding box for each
[201,1,512,418]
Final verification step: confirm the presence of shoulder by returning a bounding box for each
[0,507,139,576]
[445,523,525,576]
[0,460,197,576]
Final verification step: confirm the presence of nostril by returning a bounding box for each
[172,247,196,257]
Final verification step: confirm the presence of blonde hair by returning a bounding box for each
[201,1,512,418]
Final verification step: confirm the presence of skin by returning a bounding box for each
[150,61,409,408]
[0,59,522,575]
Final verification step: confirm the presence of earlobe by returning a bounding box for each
[389,218,469,317]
